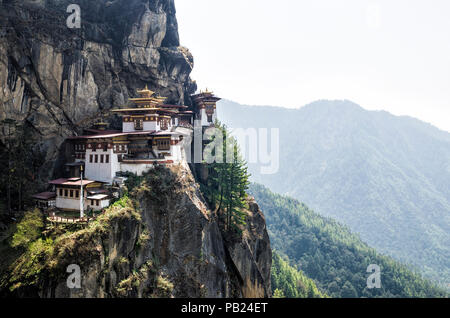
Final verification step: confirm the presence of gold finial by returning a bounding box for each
[137,85,155,98]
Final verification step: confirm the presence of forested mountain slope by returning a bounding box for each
[271,251,326,298]
[218,99,450,286]
[250,183,447,298]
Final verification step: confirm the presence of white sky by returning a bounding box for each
[175,0,450,132]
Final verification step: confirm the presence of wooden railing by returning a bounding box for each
[47,210,105,224]
[47,215,93,224]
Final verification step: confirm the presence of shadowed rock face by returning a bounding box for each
[0,0,196,185]
[130,165,272,298]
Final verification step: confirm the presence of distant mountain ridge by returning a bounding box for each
[217,99,450,287]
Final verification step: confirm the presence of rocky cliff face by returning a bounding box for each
[0,1,272,298]
[0,0,196,184]
[2,165,271,298]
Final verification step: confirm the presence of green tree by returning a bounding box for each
[11,209,44,249]
[272,288,285,298]
[202,122,250,233]
[0,119,45,214]
[271,251,326,298]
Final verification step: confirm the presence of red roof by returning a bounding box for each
[32,192,56,200]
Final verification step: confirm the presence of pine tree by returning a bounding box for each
[202,122,250,233]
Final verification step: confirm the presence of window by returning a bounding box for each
[95,155,98,163]
[59,189,63,196]
[96,200,99,206]
[64,189,68,197]
[100,154,104,163]
[90,154,93,163]
[161,119,168,130]
[134,118,143,130]
[207,114,213,122]
[157,139,170,150]
[75,190,79,198]
[91,200,94,205]
[105,154,110,163]
[70,190,73,198]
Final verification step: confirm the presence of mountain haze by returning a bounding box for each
[217,99,450,287]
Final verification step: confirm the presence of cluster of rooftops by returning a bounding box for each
[32,87,221,216]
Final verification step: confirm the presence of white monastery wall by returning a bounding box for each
[119,163,155,176]
[85,149,117,184]
[144,120,160,131]
[123,122,135,133]
[56,197,109,211]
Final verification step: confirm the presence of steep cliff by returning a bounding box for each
[1,165,271,298]
[0,1,272,298]
[0,0,196,186]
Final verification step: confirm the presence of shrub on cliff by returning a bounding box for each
[11,209,44,249]
[3,192,141,293]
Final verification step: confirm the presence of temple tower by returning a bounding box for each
[113,86,168,132]
[192,89,221,127]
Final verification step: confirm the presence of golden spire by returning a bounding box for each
[137,85,155,98]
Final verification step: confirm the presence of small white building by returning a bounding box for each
[49,178,110,212]
[32,192,56,209]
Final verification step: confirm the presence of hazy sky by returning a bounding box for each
[175,0,450,132]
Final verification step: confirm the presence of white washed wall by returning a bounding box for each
[85,149,116,183]
[143,120,160,131]
[120,163,154,176]
[56,197,109,212]
[123,122,135,133]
